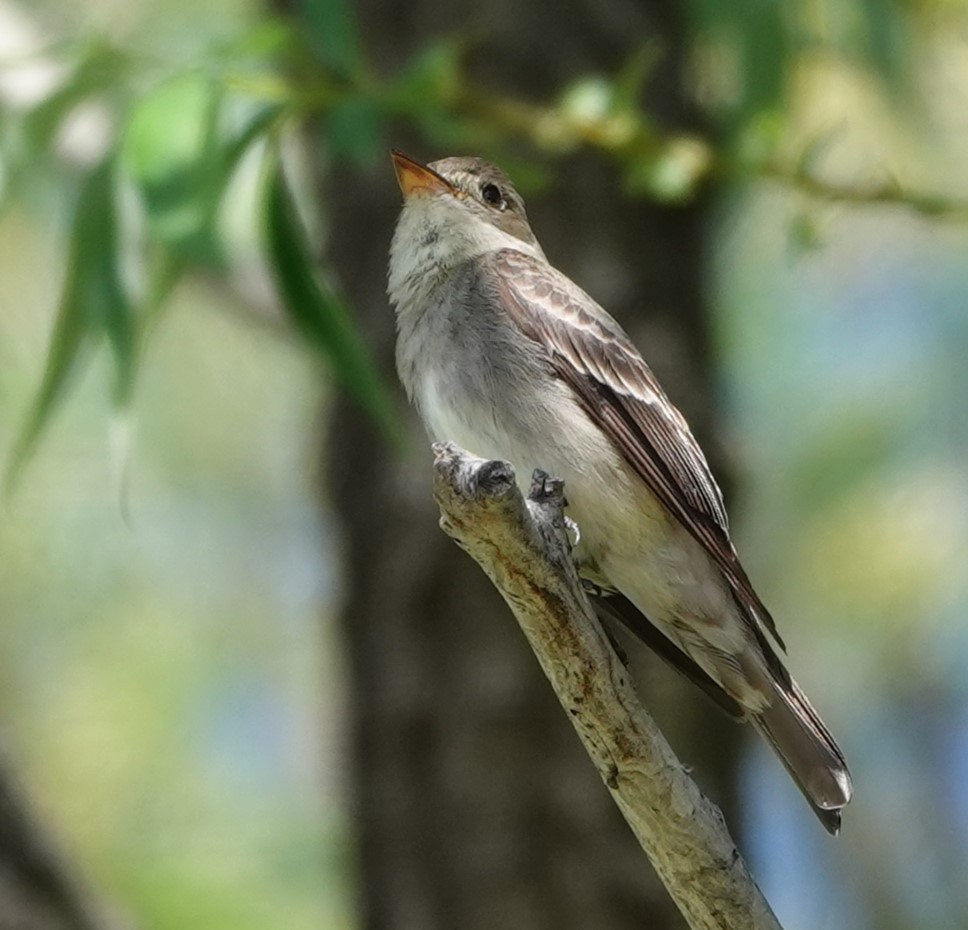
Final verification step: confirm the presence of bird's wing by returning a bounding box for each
[593,592,745,719]
[487,248,784,651]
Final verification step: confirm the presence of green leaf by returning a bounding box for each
[787,210,825,258]
[220,103,284,177]
[611,42,661,114]
[299,0,363,77]
[395,39,463,109]
[324,96,384,166]
[5,157,135,492]
[0,40,128,213]
[734,3,790,125]
[263,157,400,444]
[856,0,911,101]
[623,137,711,202]
[123,77,282,268]
[90,170,137,408]
[22,41,128,154]
[389,40,479,149]
[122,74,224,262]
[686,0,792,131]
[213,17,298,63]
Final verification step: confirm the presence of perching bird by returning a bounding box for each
[387,151,852,833]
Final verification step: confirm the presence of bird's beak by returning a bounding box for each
[392,150,454,199]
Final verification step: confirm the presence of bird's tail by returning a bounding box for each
[750,677,852,834]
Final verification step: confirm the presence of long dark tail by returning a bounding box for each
[594,592,745,718]
[592,592,852,834]
[750,678,852,834]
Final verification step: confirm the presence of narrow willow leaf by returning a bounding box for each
[123,79,281,269]
[221,104,282,176]
[122,74,224,261]
[611,42,661,114]
[5,157,134,492]
[22,41,128,154]
[264,159,400,444]
[88,164,137,407]
[4,280,91,495]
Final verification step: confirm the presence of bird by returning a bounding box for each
[387,150,852,833]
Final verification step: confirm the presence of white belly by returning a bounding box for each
[416,367,746,663]
[418,367,663,571]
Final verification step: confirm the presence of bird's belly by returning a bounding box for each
[417,367,666,564]
[418,366,608,484]
[417,367,739,648]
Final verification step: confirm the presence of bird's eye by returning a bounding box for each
[481,182,507,210]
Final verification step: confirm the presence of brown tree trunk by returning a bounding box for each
[316,2,744,927]
[0,748,120,930]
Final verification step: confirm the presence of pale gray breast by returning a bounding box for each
[396,258,562,457]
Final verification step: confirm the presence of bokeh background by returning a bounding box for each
[1,0,967,928]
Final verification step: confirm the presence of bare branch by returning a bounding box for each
[453,85,968,219]
[754,160,968,219]
[431,442,783,930]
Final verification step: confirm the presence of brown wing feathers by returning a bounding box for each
[491,249,785,653]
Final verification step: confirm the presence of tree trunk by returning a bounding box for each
[0,748,120,930]
[317,2,744,927]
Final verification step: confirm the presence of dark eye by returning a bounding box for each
[481,182,507,210]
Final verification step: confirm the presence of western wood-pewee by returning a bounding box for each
[387,151,852,833]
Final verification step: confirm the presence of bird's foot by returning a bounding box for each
[564,516,581,547]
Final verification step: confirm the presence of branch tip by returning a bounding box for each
[528,468,566,506]
[475,458,516,497]
[430,443,783,930]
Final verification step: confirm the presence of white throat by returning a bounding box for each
[387,193,544,314]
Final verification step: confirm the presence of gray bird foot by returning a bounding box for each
[564,516,581,547]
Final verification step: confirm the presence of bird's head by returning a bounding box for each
[388,152,545,299]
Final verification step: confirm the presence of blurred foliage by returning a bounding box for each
[717,190,968,929]
[5,158,131,489]
[4,0,968,928]
[1,0,966,485]
[0,202,348,929]
[264,155,400,440]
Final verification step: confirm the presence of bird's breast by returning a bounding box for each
[395,265,672,573]
[417,368,497,455]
